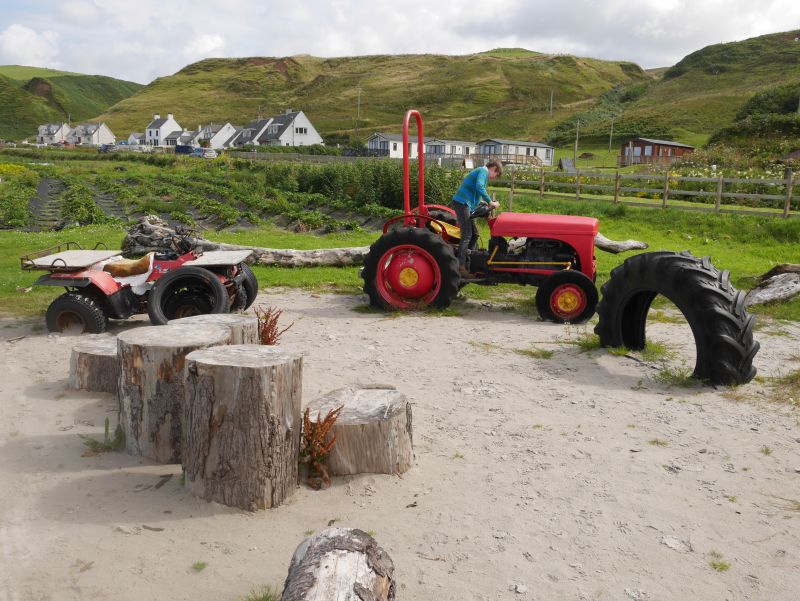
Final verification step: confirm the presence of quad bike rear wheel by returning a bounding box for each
[362,227,460,310]
[594,251,759,385]
[46,292,108,334]
[239,262,258,310]
[536,270,598,324]
[148,266,229,325]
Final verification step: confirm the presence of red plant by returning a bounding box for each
[253,305,294,345]
[300,405,343,490]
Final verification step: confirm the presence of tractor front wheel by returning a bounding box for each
[536,270,598,324]
[362,228,459,310]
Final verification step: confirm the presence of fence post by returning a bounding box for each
[575,169,581,200]
[613,170,621,204]
[714,176,724,213]
[539,168,545,198]
[508,170,515,212]
[784,168,794,218]
[662,172,670,208]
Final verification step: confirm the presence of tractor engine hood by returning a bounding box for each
[490,213,599,238]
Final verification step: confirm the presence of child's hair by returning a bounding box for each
[486,160,503,176]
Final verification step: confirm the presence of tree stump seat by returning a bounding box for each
[69,336,118,394]
[169,313,259,344]
[306,385,413,476]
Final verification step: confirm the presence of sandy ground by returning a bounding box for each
[1,289,799,601]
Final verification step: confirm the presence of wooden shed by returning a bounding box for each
[620,138,694,166]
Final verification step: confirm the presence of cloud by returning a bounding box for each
[0,24,60,68]
[184,34,226,61]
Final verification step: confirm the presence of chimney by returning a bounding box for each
[153,114,160,120]
[285,108,292,115]
[167,113,173,120]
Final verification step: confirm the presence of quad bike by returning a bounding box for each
[361,110,760,385]
[362,109,599,324]
[21,228,258,334]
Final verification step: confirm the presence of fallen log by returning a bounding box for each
[746,271,800,306]
[280,528,396,601]
[757,263,800,283]
[123,216,647,268]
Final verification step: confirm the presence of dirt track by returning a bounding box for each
[1,290,799,601]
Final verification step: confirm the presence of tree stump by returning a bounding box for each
[169,313,259,344]
[69,337,118,394]
[306,386,413,476]
[280,528,395,601]
[183,345,303,510]
[117,324,230,463]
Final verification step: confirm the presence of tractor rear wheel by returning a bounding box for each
[593,251,759,385]
[46,292,108,334]
[148,266,229,325]
[362,227,459,310]
[536,270,598,324]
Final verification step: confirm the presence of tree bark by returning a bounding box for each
[183,345,303,510]
[117,323,231,463]
[69,337,118,394]
[280,528,395,601]
[745,272,800,306]
[594,233,648,254]
[169,314,259,344]
[306,385,413,476]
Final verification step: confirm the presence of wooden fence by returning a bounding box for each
[498,168,798,219]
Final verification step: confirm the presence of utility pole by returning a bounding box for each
[355,85,361,143]
[573,120,580,164]
[549,89,554,117]
[797,92,800,114]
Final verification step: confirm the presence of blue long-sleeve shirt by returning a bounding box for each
[452,166,492,212]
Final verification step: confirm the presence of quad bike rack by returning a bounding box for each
[20,241,110,271]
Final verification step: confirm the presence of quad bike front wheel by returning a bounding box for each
[45,292,108,334]
[536,270,598,324]
[362,227,460,310]
[148,266,229,325]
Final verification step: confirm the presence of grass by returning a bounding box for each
[655,365,699,388]
[708,551,731,572]
[766,369,800,404]
[241,587,280,601]
[191,561,208,572]
[515,347,554,359]
[760,445,773,456]
[648,438,669,447]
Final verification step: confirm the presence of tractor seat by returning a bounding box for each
[428,219,462,241]
[103,253,153,277]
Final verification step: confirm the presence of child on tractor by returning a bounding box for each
[451,160,502,278]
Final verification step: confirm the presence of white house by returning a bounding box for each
[127,132,145,145]
[67,122,115,146]
[253,110,323,147]
[235,119,273,147]
[199,122,239,149]
[37,123,71,145]
[425,138,475,157]
[367,133,428,159]
[145,113,181,146]
[476,138,554,166]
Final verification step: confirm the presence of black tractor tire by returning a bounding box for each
[46,292,107,334]
[239,263,258,310]
[427,208,457,226]
[594,251,759,386]
[148,266,229,325]
[362,227,460,310]
[536,270,598,324]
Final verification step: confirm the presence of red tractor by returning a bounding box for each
[362,110,599,323]
[21,229,258,334]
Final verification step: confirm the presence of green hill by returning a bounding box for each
[549,30,800,147]
[0,65,143,140]
[96,51,650,142]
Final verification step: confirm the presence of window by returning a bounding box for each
[644,145,653,156]
[546,149,552,160]
[465,147,470,155]
[392,142,397,151]
[526,148,531,156]
[633,146,642,156]
[450,145,456,155]
[295,127,307,134]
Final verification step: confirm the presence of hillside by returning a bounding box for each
[552,30,800,147]
[95,50,650,142]
[0,65,143,140]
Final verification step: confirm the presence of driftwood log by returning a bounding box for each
[69,337,118,394]
[169,313,259,344]
[117,324,230,463]
[745,264,800,306]
[280,528,395,601]
[123,215,647,267]
[306,385,413,476]
[183,345,303,510]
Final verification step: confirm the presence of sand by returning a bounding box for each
[1,289,799,601]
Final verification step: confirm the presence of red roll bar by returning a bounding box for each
[402,110,426,217]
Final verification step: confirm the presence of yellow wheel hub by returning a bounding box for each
[556,290,580,312]
[398,267,419,288]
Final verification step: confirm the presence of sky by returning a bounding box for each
[0,0,798,84]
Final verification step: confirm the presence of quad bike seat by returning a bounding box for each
[103,253,153,277]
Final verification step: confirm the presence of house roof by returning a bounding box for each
[203,123,228,134]
[256,112,300,143]
[426,138,475,147]
[40,123,69,134]
[634,138,694,149]
[164,130,184,140]
[72,123,102,135]
[129,132,143,138]
[369,132,435,143]
[477,138,552,149]
[147,117,169,129]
